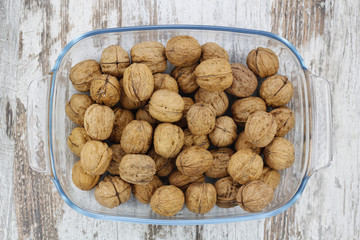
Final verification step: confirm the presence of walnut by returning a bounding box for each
[120,120,153,154]
[94,176,131,208]
[174,97,194,128]
[183,129,210,150]
[227,149,263,185]
[119,79,147,110]
[108,107,134,143]
[171,64,199,93]
[264,137,295,170]
[72,161,99,191]
[226,63,258,97]
[176,146,213,176]
[107,144,126,175]
[231,97,266,126]
[259,75,294,107]
[65,93,94,125]
[209,116,237,147]
[100,45,130,78]
[195,58,233,91]
[80,140,112,175]
[154,123,184,158]
[67,127,92,156]
[246,47,279,78]
[153,73,179,92]
[200,42,229,62]
[130,41,167,74]
[169,169,205,191]
[149,89,185,122]
[245,111,277,147]
[270,106,295,137]
[84,104,115,140]
[260,167,281,190]
[122,63,154,101]
[133,175,163,204]
[119,154,156,185]
[185,183,216,214]
[165,35,201,67]
[69,60,102,92]
[187,103,216,136]
[136,104,158,127]
[236,180,274,212]
[150,185,185,216]
[90,74,121,107]
[234,131,262,155]
[205,148,234,178]
[194,88,229,117]
[214,177,241,208]
[148,149,175,177]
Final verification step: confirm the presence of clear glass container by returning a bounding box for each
[27,25,332,224]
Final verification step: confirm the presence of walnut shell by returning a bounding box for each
[94,176,131,208]
[174,97,195,128]
[264,137,295,170]
[69,60,102,92]
[246,47,279,78]
[108,107,134,143]
[176,146,213,176]
[194,88,229,117]
[84,104,115,140]
[183,129,210,150]
[226,63,258,97]
[154,123,184,158]
[187,103,216,136]
[153,73,179,92]
[120,120,153,154]
[259,75,294,107]
[214,177,241,208]
[260,167,281,190]
[130,41,167,74]
[119,79,147,110]
[205,148,234,178]
[150,185,185,216]
[236,180,274,212]
[209,116,237,147]
[122,63,154,102]
[165,35,201,67]
[90,74,121,107]
[149,89,185,122]
[234,131,262,155]
[227,149,263,185]
[119,154,156,185]
[80,140,112,175]
[185,182,216,214]
[65,93,94,125]
[133,175,163,204]
[200,42,229,62]
[231,97,266,126]
[72,161,99,191]
[148,148,175,177]
[169,169,205,191]
[245,111,277,147]
[171,64,199,93]
[100,45,130,78]
[136,104,158,127]
[67,127,92,156]
[270,106,295,137]
[195,58,233,91]
[107,144,126,175]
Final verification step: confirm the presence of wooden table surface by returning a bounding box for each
[0,0,359,239]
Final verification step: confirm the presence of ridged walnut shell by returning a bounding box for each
[205,148,234,178]
[214,177,241,208]
[80,140,112,175]
[67,127,92,156]
[131,41,167,74]
[107,144,126,175]
[270,106,295,137]
[94,176,131,208]
[136,104,158,127]
[150,185,185,216]
[231,97,266,126]
[169,169,205,192]
[108,107,134,143]
[234,131,262,155]
[246,47,279,78]
[194,88,229,117]
[228,149,263,185]
[84,104,115,140]
[148,148,175,177]
[209,116,237,147]
[187,103,216,136]
[133,175,163,204]
[200,42,229,62]
[226,63,258,97]
[260,167,281,190]
[69,60,102,92]
[149,89,185,122]
[264,137,295,170]
[119,78,147,110]
[100,45,130,78]
[90,74,121,107]
[171,64,199,93]
[185,182,217,214]
[236,180,274,212]
[259,75,294,107]
[120,120,153,154]
[165,35,201,67]
[153,73,179,92]
[183,129,210,150]
[119,154,156,185]
[65,93,94,125]
[176,146,213,176]
[72,161,99,191]
[154,123,184,158]
[174,97,195,128]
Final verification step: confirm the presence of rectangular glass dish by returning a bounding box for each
[27,25,332,224]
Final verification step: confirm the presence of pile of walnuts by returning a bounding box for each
[66,36,296,216]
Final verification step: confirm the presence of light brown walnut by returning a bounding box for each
[120,120,153,154]
[154,123,184,158]
[209,116,237,147]
[270,106,295,137]
[150,185,185,216]
[169,169,205,192]
[90,74,121,107]
[84,104,115,140]
[244,111,277,147]
[187,103,216,136]
[100,45,130,78]
[136,104,158,127]
[200,42,229,62]
[94,176,131,208]
[214,177,241,208]
[165,35,201,67]
[153,73,179,92]
[119,154,156,185]
[131,41,167,74]
[107,144,126,175]
[174,97,194,128]
[260,167,281,190]
[148,148,175,177]
[264,137,295,170]
[231,97,266,126]
[133,175,163,204]
[194,88,229,117]
[246,47,279,78]
[234,131,262,155]
[108,107,134,143]
[119,78,147,110]
[205,148,234,178]
[72,161,99,191]
[80,140,112,175]
[171,64,199,93]
[183,129,210,150]
[65,93,94,125]
[69,60,102,92]
[185,182,217,214]
[67,127,92,156]
[176,146,213,176]
[226,63,258,97]
[259,75,294,107]
[149,89,185,122]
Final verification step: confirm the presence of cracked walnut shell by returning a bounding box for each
[226,63,258,97]
[154,123,184,158]
[171,63,199,93]
[84,104,115,140]
[131,41,167,74]
[100,45,130,78]
[214,177,241,208]
[119,78,147,110]
[205,148,234,178]
[150,185,185,216]
[270,106,295,137]
[185,182,217,214]
[149,89,185,122]
[259,75,294,107]
[200,42,229,62]
[245,111,277,148]
[65,93,94,125]
[90,74,121,107]
[231,97,266,126]
[260,167,281,190]
[187,103,216,136]
[176,146,213,176]
[69,60,102,92]
[107,144,126,175]
[120,120,153,154]
[194,88,229,117]
[80,140,112,175]
[165,35,201,67]
[183,129,210,150]
[133,175,163,204]
[108,107,134,143]
[119,154,156,185]
[94,176,131,208]
[153,73,179,92]
[72,161,99,191]
[246,47,279,78]
[67,127,92,156]
[264,137,295,170]
[209,116,237,147]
